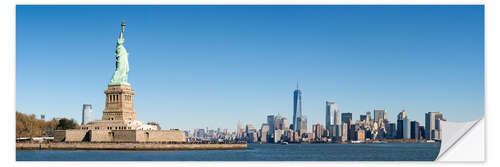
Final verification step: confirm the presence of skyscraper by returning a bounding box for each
[397,119,404,139]
[260,123,270,143]
[267,115,275,135]
[387,123,396,138]
[341,112,353,140]
[325,101,338,130]
[280,117,289,130]
[333,108,340,125]
[341,112,353,125]
[396,110,408,139]
[333,108,340,134]
[246,124,256,135]
[340,123,348,142]
[312,123,324,140]
[374,109,387,122]
[82,104,93,125]
[410,121,420,140]
[326,101,340,138]
[366,111,372,122]
[419,126,426,139]
[297,116,307,135]
[425,112,445,140]
[403,117,411,139]
[398,109,407,120]
[237,121,244,139]
[292,83,302,131]
[274,114,282,131]
[274,130,283,143]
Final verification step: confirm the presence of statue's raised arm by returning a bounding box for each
[118,20,126,45]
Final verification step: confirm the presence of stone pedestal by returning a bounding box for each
[102,84,136,121]
[82,84,158,131]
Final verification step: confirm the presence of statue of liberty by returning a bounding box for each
[109,20,130,86]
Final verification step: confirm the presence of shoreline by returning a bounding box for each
[250,139,440,144]
[16,142,248,151]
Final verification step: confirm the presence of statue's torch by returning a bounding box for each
[121,20,126,33]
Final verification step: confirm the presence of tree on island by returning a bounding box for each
[55,118,79,130]
[16,111,78,138]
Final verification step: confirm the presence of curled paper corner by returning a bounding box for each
[436,118,484,161]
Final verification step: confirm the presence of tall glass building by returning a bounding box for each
[325,101,338,129]
[292,84,302,131]
[403,117,411,139]
[425,112,445,140]
[82,104,93,125]
[397,110,408,139]
[341,112,353,125]
[267,115,275,135]
[325,101,340,137]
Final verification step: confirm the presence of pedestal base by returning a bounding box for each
[102,84,136,121]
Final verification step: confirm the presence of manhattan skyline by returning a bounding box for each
[16,5,484,130]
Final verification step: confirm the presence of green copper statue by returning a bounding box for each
[109,20,130,86]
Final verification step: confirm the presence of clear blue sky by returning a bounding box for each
[16,5,484,131]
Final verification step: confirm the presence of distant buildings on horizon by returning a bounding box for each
[231,83,447,144]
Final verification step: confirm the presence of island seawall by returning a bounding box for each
[17,142,248,151]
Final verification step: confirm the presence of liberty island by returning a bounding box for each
[16,21,246,151]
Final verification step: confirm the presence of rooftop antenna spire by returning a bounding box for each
[296,80,299,90]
